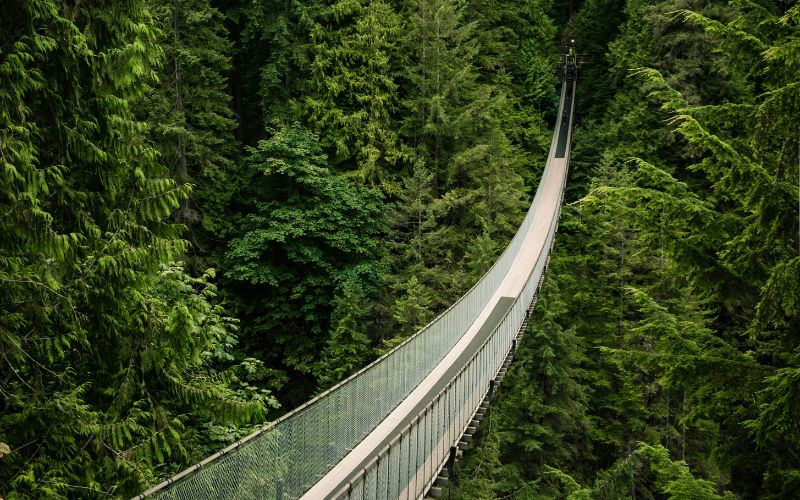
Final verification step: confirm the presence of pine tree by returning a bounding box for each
[564,443,735,499]
[534,0,800,495]
[388,162,465,314]
[468,0,559,179]
[219,0,314,140]
[402,0,482,180]
[303,0,404,192]
[391,275,435,339]
[316,279,375,387]
[390,0,530,310]
[499,275,590,496]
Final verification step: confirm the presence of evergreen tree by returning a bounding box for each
[0,1,264,496]
[388,0,530,316]
[563,443,735,499]
[218,0,314,141]
[140,0,239,259]
[388,162,467,314]
[469,0,559,181]
[450,266,590,499]
[529,0,798,495]
[303,0,404,192]
[390,275,435,339]
[316,279,374,387]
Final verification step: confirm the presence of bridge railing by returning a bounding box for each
[150,193,554,499]
[334,103,571,499]
[336,170,566,498]
[139,125,559,500]
[328,77,574,499]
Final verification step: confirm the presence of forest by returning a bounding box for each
[0,0,798,498]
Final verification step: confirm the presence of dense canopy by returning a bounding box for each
[1,0,798,498]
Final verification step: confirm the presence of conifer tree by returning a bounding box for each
[402,0,481,178]
[449,267,590,498]
[469,0,559,174]
[527,0,799,495]
[564,443,735,499]
[316,279,375,387]
[391,275,435,339]
[503,277,590,495]
[141,0,239,258]
[0,1,264,495]
[390,0,529,309]
[389,163,465,314]
[303,0,404,192]
[219,0,314,140]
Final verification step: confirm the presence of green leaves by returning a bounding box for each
[452,0,798,494]
[137,0,239,250]
[225,124,388,385]
[567,443,734,499]
[449,268,590,499]
[0,2,264,496]
[316,279,375,387]
[303,0,403,192]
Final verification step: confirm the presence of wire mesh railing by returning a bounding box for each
[337,179,565,499]
[333,78,574,499]
[138,73,574,500]
[140,183,551,499]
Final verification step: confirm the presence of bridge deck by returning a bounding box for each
[303,89,573,498]
[136,65,576,500]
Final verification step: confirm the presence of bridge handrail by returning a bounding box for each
[327,76,575,499]
[137,78,570,500]
[337,180,567,498]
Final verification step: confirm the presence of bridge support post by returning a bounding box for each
[511,339,517,358]
[488,379,495,400]
[446,446,458,477]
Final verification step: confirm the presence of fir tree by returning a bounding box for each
[303,0,404,192]
[316,279,374,387]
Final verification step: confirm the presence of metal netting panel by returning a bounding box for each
[349,476,364,500]
[364,460,378,499]
[388,440,400,499]
[377,453,389,499]
[397,432,408,499]
[146,81,572,500]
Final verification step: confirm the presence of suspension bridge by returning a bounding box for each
[136,57,577,500]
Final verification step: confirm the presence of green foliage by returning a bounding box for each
[454,0,800,497]
[207,0,551,413]
[225,0,314,138]
[389,162,465,314]
[0,1,266,496]
[303,0,404,192]
[139,0,239,255]
[381,0,535,341]
[316,279,374,387]
[450,267,590,499]
[391,275,435,340]
[224,124,388,397]
[7,0,798,495]
[566,443,735,499]
[500,277,589,472]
